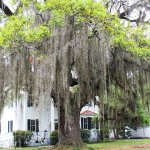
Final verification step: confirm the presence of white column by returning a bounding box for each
[50,99,55,131]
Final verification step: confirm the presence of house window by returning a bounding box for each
[27,95,33,107]
[54,119,58,130]
[8,121,13,133]
[27,119,39,132]
[84,118,88,129]
[81,117,94,130]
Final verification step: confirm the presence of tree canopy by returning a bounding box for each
[0,0,149,57]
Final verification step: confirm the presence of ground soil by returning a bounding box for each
[39,146,90,150]
[133,144,150,149]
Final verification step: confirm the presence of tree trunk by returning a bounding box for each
[114,120,120,139]
[100,119,105,142]
[54,16,85,147]
[58,96,84,147]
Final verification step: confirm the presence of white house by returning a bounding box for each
[0,92,99,148]
[0,90,149,148]
[80,102,99,142]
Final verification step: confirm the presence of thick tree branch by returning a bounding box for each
[0,0,13,16]
[0,0,22,16]
[107,0,150,23]
[112,49,150,72]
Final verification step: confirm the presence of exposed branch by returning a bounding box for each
[107,0,150,24]
[0,0,13,16]
[0,0,22,16]
[112,49,150,72]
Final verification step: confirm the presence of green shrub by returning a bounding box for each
[81,129,90,143]
[13,130,33,147]
[50,129,91,145]
[100,127,110,139]
[72,147,80,150]
[50,130,58,145]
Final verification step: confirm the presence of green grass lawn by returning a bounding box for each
[5,139,150,150]
[87,139,150,150]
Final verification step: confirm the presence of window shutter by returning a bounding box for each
[27,119,30,130]
[36,119,39,132]
[27,95,33,107]
[88,117,91,130]
[96,120,99,129]
[81,117,83,129]
[11,121,13,132]
[54,122,58,130]
[8,121,9,132]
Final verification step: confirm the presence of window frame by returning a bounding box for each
[84,118,88,129]
[27,119,39,132]
[54,119,58,130]
[81,117,96,130]
[8,120,13,133]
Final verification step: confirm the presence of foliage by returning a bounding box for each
[50,130,58,145]
[92,115,99,125]
[50,129,91,145]
[13,130,33,147]
[0,0,149,57]
[0,16,51,47]
[100,127,110,139]
[102,82,150,137]
[72,147,81,150]
[81,129,91,143]
[0,0,107,47]
[109,17,150,58]
[136,100,150,126]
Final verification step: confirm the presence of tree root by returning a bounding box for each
[39,145,92,150]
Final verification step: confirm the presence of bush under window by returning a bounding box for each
[50,130,58,145]
[81,129,91,143]
[13,130,33,147]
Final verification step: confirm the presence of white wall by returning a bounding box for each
[131,127,150,138]
[80,102,99,142]
[1,107,15,134]
[0,92,54,147]
[1,96,121,147]
[0,100,18,147]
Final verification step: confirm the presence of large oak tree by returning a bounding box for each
[0,0,150,148]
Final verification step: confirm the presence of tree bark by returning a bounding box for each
[58,96,83,147]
